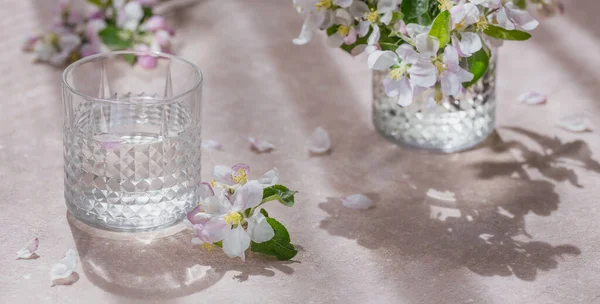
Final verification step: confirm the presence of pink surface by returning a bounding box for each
[1,0,600,303]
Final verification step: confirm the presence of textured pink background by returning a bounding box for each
[1,0,600,303]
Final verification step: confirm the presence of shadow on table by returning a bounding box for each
[67,213,296,300]
[319,128,592,281]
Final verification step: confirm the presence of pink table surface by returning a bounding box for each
[1,0,600,303]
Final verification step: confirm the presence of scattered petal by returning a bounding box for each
[201,139,223,151]
[23,274,32,280]
[17,237,39,260]
[308,127,331,154]
[51,249,79,286]
[342,194,374,210]
[518,91,547,105]
[557,114,594,133]
[426,189,457,202]
[248,137,275,153]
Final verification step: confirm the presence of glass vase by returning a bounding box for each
[372,58,497,153]
[62,51,203,231]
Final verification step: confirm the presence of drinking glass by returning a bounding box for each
[62,51,203,231]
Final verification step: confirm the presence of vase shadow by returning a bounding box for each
[318,128,591,281]
[67,212,296,300]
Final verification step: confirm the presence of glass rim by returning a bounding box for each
[62,50,203,105]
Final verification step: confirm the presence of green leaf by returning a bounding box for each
[99,26,134,50]
[428,10,451,47]
[123,54,137,65]
[250,218,297,261]
[513,0,527,9]
[391,11,405,24]
[260,208,269,218]
[213,241,223,248]
[379,42,398,51]
[401,0,432,25]
[483,25,532,41]
[262,185,297,207]
[463,47,489,88]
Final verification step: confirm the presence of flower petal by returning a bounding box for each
[334,0,352,8]
[293,10,324,45]
[247,213,275,243]
[406,23,430,39]
[453,32,482,58]
[232,163,250,178]
[327,33,345,48]
[416,33,440,58]
[344,27,358,45]
[213,165,234,184]
[201,219,230,243]
[258,168,280,186]
[518,91,547,105]
[396,44,419,64]
[505,2,539,31]
[201,139,223,151]
[367,50,398,71]
[248,137,275,153]
[408,60,438,88]
[396,78,414,107]
[51,249,78,283]
[357,20,370,37]
[441,71,461,96]
[233,180,263,211]
[557,115,594,133]
[350,44,367,56]
[17,237,39,260]
[342,194,374,210]
[443,45,460,71]
[426,188,457,202]
[222,226,251,260]
[349,1,370,18]
[367,24,380,46]
[308,127,331,154]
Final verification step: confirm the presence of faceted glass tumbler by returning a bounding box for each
[62,51,203,231]
[372,58,497,153]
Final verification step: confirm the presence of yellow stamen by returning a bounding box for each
[231,168,248,184]
[434,89,444,105]
[337,25,350,37]
[366,9,379,23]
[476,16,489,32]
[389,68,405,80]
[201,243,215,252]
[434,60,447,74]
[210,179,217,188]
[438,0,453,11]
[224,211,242,226]
[455,21,466,31]
[315,0,332,10]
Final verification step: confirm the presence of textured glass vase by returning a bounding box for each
[372,59,496,153]
[62,51,203,231]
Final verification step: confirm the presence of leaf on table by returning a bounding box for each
[557,114,594,133]
[201,139,223,151]
[250,217,297,261]
[51,249,79,287]
[426,188,457,202]
[307,127,331,154]
[262,185,297,207]
[342,194,374,210]
[248,137,275,153]
[518,90,547,105]
[16,237,39,260]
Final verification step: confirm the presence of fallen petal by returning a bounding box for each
[426,188,457,202]
[342,194,374,210]
[51,272,79,287]
[201,139,223,151]
[51,249,78,285]
[518,90,547,105]
[308,127,331,154]
[557,114,594,133]
[16,237,39,260]
[248,137,275,153]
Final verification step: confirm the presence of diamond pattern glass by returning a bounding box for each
[62,51,203,231]
[372,58,497,153]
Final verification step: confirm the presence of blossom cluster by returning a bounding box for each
[187,164,298,261]
[22,0,174,69]
[293,0,563,107]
